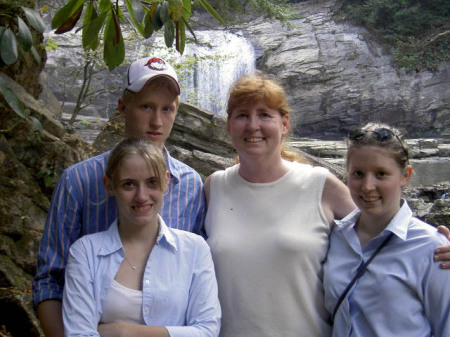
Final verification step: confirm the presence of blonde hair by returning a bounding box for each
[121,77,181,107]
[227,71,308,164]
[106,137,168,191]
[346,122,410,169]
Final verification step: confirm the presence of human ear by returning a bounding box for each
[281,114,290,136]
[103,176,115,196]
[401,166,413,187]
[118,98,126,117]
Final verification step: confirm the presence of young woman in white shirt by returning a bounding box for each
[63,137,220,337]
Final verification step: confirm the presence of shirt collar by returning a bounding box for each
[97,219,123,256]
[163,147,180,184]
[156,215,178,251]
[334,199,412,241]
[383,199,412,241]
[97,214,178,256]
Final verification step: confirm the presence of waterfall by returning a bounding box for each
[150,30,256,116]
[42,30,255,118]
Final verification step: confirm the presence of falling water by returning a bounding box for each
[42,30,255,119]
[145,30,256,116]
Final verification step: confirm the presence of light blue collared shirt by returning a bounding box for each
[33,148,206,306]
[62,216,220,337]
[323,200,450,337]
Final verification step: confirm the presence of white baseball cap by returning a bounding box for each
[124,57,180,94]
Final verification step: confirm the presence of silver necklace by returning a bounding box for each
[123,255,146,270]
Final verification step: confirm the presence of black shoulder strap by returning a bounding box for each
[331,232,395,322]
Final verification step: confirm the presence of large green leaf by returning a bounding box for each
[197,0,225,26]
[18,17,33,52]
[52,0,85,30]
[159,2,169,24]
[125,0,145,35]
[175,20,185,54]
[103,12,124,71]
[0,29,18,65]
[55,4,84,34]
[21,7,46,33]
[152,4,164,31]
[82,1,97,49]
[130,0,145,25]
[182,0,191,21]
[142,11,154,39]
[164,20,174,48]
[82,2,109,50]
[99,0,112,14]
[0,76,26,118]
[30,45,41,63]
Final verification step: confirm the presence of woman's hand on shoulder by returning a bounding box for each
[435,226,450,269]
[321,173,356,225]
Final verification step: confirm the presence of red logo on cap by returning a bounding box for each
[145,57,167,71]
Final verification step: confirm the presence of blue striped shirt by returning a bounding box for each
[32,148,206,306]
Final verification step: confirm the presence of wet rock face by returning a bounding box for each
[245,0,450,139]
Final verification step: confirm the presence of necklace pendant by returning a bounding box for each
[132,266,137,270]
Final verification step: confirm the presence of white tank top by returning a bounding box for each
[100,279,145,324]
[206,161,331,337]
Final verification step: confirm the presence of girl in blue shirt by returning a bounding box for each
[324,123,450,337]
[62,137,220,337]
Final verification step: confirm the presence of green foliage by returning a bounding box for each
[45,37,59,51]
[0,6,45,131]
[51,0,225,71]
[340,0,450,71]
[201,0,294,26]
[37,164,60,188]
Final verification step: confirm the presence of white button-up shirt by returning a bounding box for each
[63,216,220,337]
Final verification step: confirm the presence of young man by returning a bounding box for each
[32,57,206,337]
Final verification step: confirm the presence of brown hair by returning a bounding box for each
[227,71,308,164]
[346,122,410,169]
[106,137,168,191]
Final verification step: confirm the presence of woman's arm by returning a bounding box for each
[98,322,169,337]
[321,173,356,225]
[63,239,100,337]
[422,238,450,336]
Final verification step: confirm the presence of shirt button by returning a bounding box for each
[144,307,149,314]
[145,279,150,285]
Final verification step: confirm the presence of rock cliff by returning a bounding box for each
[244,0,450,139]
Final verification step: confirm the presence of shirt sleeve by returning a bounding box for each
[32,169,82,306]
[421,236,450,337]
[62,238,100,337]
[165,237,221,337]
[191,173,207,238]
[193,189,207,238]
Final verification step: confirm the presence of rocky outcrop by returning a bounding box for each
[0,73,92,336]
[244,0,450,139]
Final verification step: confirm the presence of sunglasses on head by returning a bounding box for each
[348,127,408,155]
[348,128,399,141]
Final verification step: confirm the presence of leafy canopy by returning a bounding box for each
[51,0,225,71]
